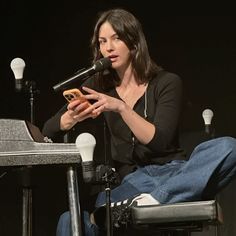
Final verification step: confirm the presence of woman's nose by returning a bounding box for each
[106,40,114,51]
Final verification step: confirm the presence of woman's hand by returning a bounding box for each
[83,87,155,145]
[82,86,126,115]
[60,99,98,131]
[60,86,125,131]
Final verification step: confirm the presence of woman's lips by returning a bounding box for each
[108,55,118,62]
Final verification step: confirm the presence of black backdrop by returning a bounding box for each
[1,1,236,235]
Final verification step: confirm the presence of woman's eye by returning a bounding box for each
[99,39,106,45]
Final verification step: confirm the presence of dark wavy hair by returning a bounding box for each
[91,8,162,90]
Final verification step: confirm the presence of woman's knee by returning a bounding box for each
[196,136,236,152]
[58,211,70,225]
[56,211,71,236]
[214,137,236,155]
[220,136,236,149]
[210,137,236,163]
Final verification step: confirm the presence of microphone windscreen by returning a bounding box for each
[94,57,112,72]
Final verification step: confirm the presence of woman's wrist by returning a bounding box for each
[118,101,131,116]
[60,112,76,131]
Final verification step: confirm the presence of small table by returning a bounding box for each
[0,119,82,236]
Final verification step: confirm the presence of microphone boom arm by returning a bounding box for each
[53,68,94,92]
[53,57,111,92]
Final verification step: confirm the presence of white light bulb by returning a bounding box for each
[75,133,96,162]
[10,57,26,79]
[202,109,214,125]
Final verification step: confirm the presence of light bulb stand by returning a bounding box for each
[18,80,40,236]
[204,124,215,139]
[10,58,39,235]
[204,124,211,135]
[206,126,216,139]
[203,111,217,235]
[24,80,40,125]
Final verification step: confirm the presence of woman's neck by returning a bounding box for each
[116,66,147,109]
[117,64,138,88]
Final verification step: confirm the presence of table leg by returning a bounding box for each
[22,188,32,236]
[67,166,82,236]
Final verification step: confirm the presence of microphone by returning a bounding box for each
[10,58,26,92]
[202,109,214,135]
[53,57,112,92]
[75,132,96,183]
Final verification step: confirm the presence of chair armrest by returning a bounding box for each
[131,200,223,226]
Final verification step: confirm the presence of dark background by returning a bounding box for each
[1,1,236,235]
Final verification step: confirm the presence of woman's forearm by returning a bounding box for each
[119,103,155,144]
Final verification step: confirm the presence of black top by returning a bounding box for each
[42,70,186,179]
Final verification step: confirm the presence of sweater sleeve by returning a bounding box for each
[146,72,183,153]
[41,77,97,141]
[42,105,68,140]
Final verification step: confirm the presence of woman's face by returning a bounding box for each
[98,21,131,72]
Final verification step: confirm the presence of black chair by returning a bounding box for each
[130,129,223,236]
[131,199,222,235]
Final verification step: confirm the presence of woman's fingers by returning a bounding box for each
[82,86,112,113]
[82,86,95,93]
[82,87,102,101]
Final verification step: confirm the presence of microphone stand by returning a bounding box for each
[96,166,116,236]
[103,120,113,236]
[94,120,114,236]
[104,173,113,236]
[20,80,40,236]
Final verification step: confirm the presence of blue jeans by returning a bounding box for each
[56,211,100,236]
[56,137,236,236]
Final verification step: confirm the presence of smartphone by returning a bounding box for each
[63,88,92,106]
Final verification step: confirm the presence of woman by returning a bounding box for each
[42,8,236,236]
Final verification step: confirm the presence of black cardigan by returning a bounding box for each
[42,70,186,179]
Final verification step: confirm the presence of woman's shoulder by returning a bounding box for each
[151,70,182,86]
